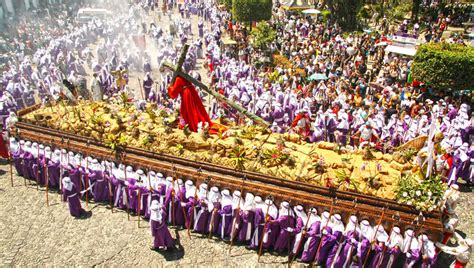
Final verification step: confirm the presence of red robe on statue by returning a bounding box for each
[168,76,226,134]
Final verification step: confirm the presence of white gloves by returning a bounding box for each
[406,253,411,258]
[322,229,328,235]
[287,227,294,232]
[180,202,186,207]
[351,238,358,244]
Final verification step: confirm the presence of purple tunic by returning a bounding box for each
[218,204,233,239]
[90,170,109,202]
[331,230,360,267]
[47,161,61,188]
[325,231,344,266]
[300,221,322,262]
[63,184,84,217]
[208,202,221,235]
[193,199,210,233]
[249,208,265,249]
[151,210,175,248]
[273,215,296,253]
[237,210,255,242]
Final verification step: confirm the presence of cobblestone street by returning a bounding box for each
[0,162,473,267]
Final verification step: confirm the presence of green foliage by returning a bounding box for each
[395,173,446,211]
[219,0,232,9]
[232,0,272,23]
[389,2,412,22]
[320,9,331,22]
[412,43,474,91]
[330,0,364,31]
[229,146,248,170]
[251,21,276,52]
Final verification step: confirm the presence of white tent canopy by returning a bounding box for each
[385,45,417,56]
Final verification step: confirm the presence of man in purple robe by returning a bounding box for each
[248,196,265,250]
[150,200,175,251]
[378,226,404,267]
[298,210,323,262]
[228,190,244,241]
[182,180,197,230]
[402,229,420,267]
[193,183,210,234]
[330,215,360,267]
[143,73,154,100]
[62,177,86,217]
[325,214,345,266]
[166,178,186,227]
[207,186,222,236]
[260,198,279,251]
[237,192,255,242]
[218,189,233,240]
[46,148,61,189]
[273,201,296,254]
[367,225,389,268]
[88,159,108,202]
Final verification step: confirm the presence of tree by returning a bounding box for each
[328,0,364,31]
[232,0,272,25]
[251,21,276,54]
[219,0,232,10]
[411,43,474,92]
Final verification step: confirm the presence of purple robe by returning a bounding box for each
[273,215,296,253]
[151,210,175,248]
[238,210,255,242]
[90,170,109,202]
[193,199,210,233]
[47,161,61,188]
[300,221,322,262]
[331,230,360,267]
[218,204,233,239]
[208,202,221,235]
[63,184,85,217]
[325,231,344,266]
[316,227,337,264]
[249,208,265,249]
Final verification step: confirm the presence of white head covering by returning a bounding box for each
[329,214,345,233]
[208,186,221,210]
[242,192,255,211]
[359,220,373,240]
[294,205,307,223]
[345,215,359,234]
[265,199,278,219]
[220,189,232,207]
[387,226,404,248]
[374,225,389,243]
[198,183,208,199]
[278,201,295,218]
[231,190,243,209]
[62,177,73,191]
[185,180,196,199]
[307,208,321,226]
[402,229,418,253]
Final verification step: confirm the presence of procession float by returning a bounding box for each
[12,45,445,241]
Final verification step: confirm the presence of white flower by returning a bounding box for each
[416,190,421,197]
[402,192,408,197]
[427,191,432,197]
[407,201,413,206]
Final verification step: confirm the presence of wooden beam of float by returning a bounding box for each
[15,120,443,240]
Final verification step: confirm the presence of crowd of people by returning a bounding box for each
[0,0,472,266]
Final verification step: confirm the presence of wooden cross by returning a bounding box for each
[160,44,270,128]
